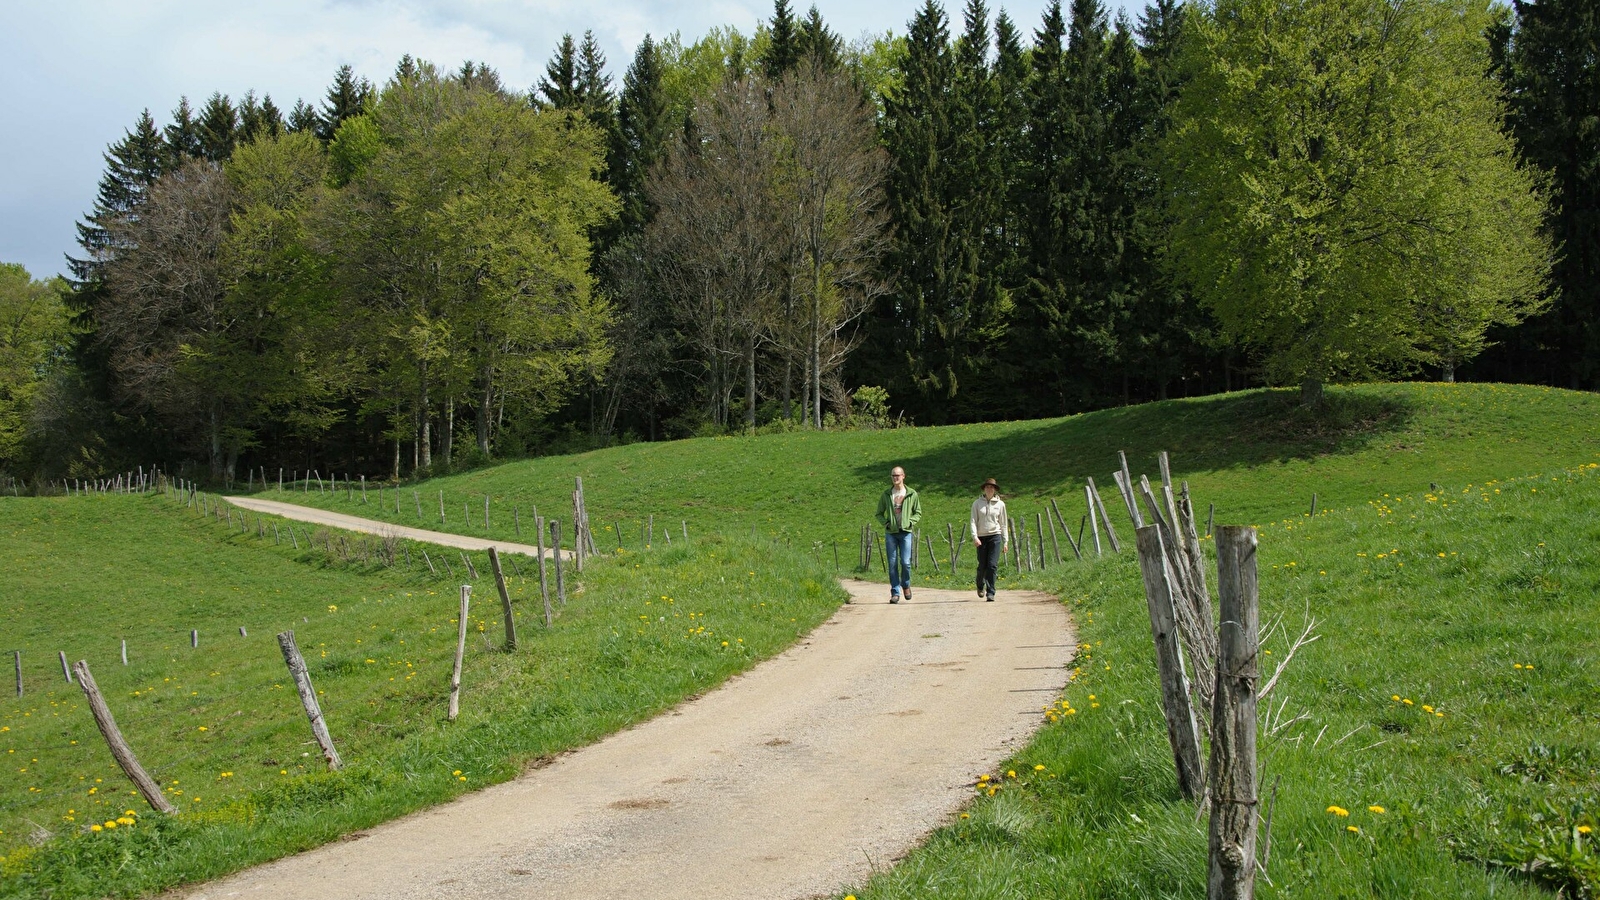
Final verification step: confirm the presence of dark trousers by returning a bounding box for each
[976,534,1002,597]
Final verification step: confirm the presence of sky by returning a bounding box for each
[1,0,1135,283]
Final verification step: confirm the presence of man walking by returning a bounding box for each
[970,478,1007,602]
[876,466,921,603]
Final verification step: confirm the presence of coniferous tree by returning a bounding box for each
[1483,0,1600,388]
[539,34,582,109]
[608,36,670,239]
[196,92,238,163]
[67,110,168,291]
[796,6,844,69]
[164,97,203,162]
[763,0,801,80]
[286,99,319,134]
[576,31,617,141]
[316,64,373,141]
[991,11,1029,293]
[237,90,284,143]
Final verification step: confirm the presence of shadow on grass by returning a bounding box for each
[856,388,1417,498]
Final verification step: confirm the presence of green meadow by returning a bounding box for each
[1,381,1597,898]
[0,493,844,898]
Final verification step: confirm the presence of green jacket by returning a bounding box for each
[877,487,922,534]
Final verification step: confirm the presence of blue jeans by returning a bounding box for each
[885,531,913,595]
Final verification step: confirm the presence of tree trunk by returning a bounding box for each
[392,437,400,481]
[443,398,454,466]
[745,333,758,432]
[1300,377,1324,406]
[417,359,432,470]
[477,364,493,458]
[1441,362,1456,383]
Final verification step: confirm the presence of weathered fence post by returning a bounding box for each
[552,520,566,605]
[1087,477,1122,552]
[1209,525,1261,900]
[487,548,517,651]
[448,586,471,721]
[277,631,343,770]
[13,650,21,697]
[74,660,177,813]
[1133,525,1205,801]
[59,651,72,683]
[536,518,552,627]
[1051,497,1083,561]
[1084,486,1104,556]
[120,639,127,665]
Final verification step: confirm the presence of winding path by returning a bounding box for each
[186,504,1076,900]
[226,496,564,558]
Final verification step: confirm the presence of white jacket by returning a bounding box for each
[970,496,1008,542]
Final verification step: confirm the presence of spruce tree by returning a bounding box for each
[796,6,844,69]
[286,99,319,134]
[608,36,670,239]
[991,11,1029,293]
[317,64,373,141]
[164,97,203,162]
[67,110,168,291]
[577,31,617,140]
[1489,0,1600,388]
[763,0,801,80]
[540,34,582,109]
[197,92,238,162]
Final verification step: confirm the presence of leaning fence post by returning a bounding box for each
[1209,525,1261,900]
[448,586,470,721]
[73,660,177,813]
[276,631,343,770]
[1133,525,1205,801]
[1087,477,1122,552]
[1084,486,1104,557]
[59,651,72,683]
[487,548,517,651]
[13,650,21,697]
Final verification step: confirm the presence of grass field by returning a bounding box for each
[0,492,844,898]
[2,381,1597,898]
[256,383,1600,572]
[841,461,1600,900]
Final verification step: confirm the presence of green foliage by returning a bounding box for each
[1165,0,1553,390]
[0,265,71,470]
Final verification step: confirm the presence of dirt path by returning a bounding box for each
[226,496,561,558]
[182,509,1075,900]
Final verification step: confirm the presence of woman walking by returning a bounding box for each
[970,478,1008,601]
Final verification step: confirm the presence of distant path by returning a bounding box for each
[225,496,562,558]
[174,580,1076,900]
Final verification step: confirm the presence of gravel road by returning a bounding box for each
[226,496,562,558]
[182,507,1075,900]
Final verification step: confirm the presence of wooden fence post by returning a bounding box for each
[1087,477,1122,552]
[1036,512,1048,569]
[551,520,566,605]
[13,650,21,697]
[121,639,128,665]
[487,548,517,651]
[59,651,72,683]
[1084,486,1104,556]
[1133,525,1205,802]
[1209,525,1261,900]
[276,631,343,770]
[73,660,177,814]
[448,587,470,721]
[536,518,552,627]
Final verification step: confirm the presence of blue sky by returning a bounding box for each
[1,0,1136,282]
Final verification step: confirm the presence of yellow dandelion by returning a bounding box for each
[1578,825,1592,835]
[1327,806,1350,817]
[1369,806,1385,814]
[90,824,102,832]
[1347,825,1360,833]
[1034,764,1046,771]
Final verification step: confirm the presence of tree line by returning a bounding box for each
[1,0,1591,482]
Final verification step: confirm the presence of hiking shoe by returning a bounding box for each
[977,590,984,600]
[986,594,995,602]
[889,592,900,604]
[903,588,912,601]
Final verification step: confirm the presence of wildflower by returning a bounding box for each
[104,821,117,829]
[116,817,135,826]
[959,813,970,820]
[1402,699,1413,706]
[1347,825,1360,834]
[1034,764,1046,771]
[1007,770,1016,779]
[90,824,102,832]
[1578,826,1592,835]
[1422,705,1434,713]
[978,774,990,782]
[197,726,208,731]
[1327,806,1350,817]
[453,770,462,776]
[1368,806,1385,814]
[1391,695,1401,702]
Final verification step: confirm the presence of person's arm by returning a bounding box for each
[999,501,1009,547]
[906,490,922,531]
[875,491,889,530]
[970,499,982,546]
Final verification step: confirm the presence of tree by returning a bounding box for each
[608,37,671,240]
[0,265,70,469]
[538,34,581,109]
[165,98,203,162]
[797,6,845,69]
[576,31,618,140]
[646,75,786,430]
[1491,0,1600,388]
[316,64,373,142]
[197,92,238,163]
[286,99,320,134]
[763,0,801,80]
[1166,0,1553,401]
[771,63,892,426]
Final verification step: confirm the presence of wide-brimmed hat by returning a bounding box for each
[980,478,1000,491]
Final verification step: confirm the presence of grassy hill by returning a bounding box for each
[261,383,1599,560]
[2,382,1597,898]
